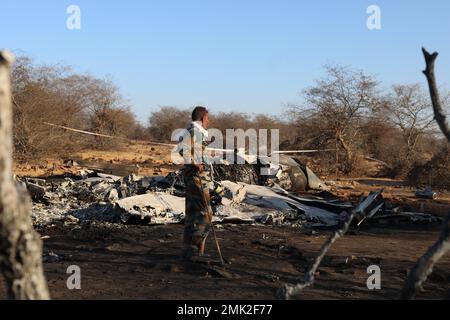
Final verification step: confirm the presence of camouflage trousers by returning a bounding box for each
[183,170,213,257]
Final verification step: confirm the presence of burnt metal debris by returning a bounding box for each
[415,186,438,200]
[19,157,440,229]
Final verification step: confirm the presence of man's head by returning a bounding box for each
[192,106,209,129]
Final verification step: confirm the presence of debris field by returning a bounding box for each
[1,157,449,299]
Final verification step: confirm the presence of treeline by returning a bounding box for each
[148,65,449,180]
[11,56,147,159]
[12,56,449,181]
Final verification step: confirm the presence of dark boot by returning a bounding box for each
[180,245,197,261]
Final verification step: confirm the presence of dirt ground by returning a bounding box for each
[1,221,449,300]
[13,143,179,178]
[4,142,450,300]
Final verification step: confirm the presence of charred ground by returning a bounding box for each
[1,220,447,300]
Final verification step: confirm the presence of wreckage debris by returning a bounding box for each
[213,155,330,192]
[43,251,64,263]
[415,186,438,200]
[25,179,49,203]
[19,159,440,229]
[214,164,260,185]
[369,212,440,224]
[267,156,330,192]
[115,193,185,224]
[270,185,353,213]
[218,181,341,227]
[354,190,385,226]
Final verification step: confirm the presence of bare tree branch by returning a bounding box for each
[401,213,450,299]
[421,48,450,141]
[401,48,450,300]
[278,209,356,300]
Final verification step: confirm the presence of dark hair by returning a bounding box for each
[192,106,208,121]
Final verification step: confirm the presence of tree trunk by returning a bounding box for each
[0,50,50,300]
[337,132,353,172]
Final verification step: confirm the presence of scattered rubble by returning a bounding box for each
[17,158,441,229]
[217,181,341,227]
[369,212,439,224]
[213,155,330,192]
[43,251,64,263]
[354,190,385,226]
[115,193,185,224]
[415,186,438,200]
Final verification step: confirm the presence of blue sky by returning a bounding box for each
[1,0,450,122]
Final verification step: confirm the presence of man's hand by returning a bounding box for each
[193,164,204,173]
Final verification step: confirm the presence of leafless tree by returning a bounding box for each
[147,106,191,142]
[388,84,435,165]
[0,50,50,300]
[11,55,141,157]
[11,57,85,157]
[296,65,380,173]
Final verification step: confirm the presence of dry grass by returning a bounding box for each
[13,141,179,177]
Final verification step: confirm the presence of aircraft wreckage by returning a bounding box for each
[22,155,439,229]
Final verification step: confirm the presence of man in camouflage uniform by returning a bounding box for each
[179,106,214,260]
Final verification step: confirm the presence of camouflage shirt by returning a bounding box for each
[179,122,212,186]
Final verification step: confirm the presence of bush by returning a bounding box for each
[407,144,450,189]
